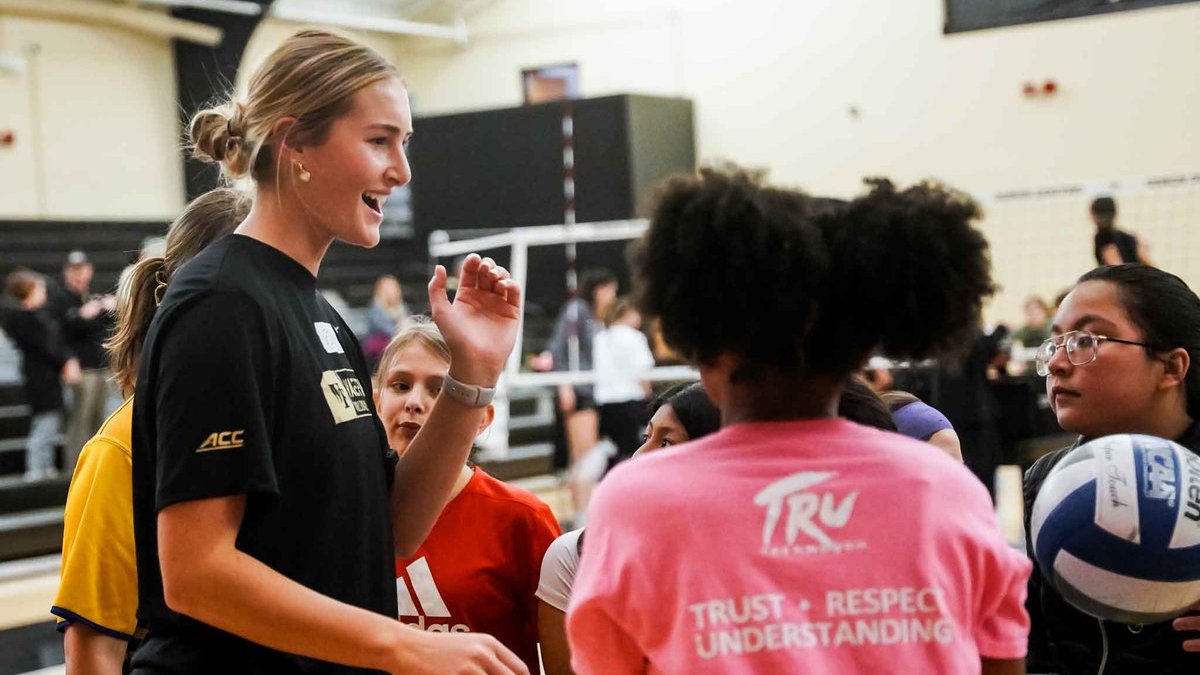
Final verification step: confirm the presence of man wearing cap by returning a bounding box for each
[50,250,117,471]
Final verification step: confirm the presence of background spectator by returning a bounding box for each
[4,270,79,481]
[49,251,117,472]
[1092,196,1152,266]
[363,274,409,366]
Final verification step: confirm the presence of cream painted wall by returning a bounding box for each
[395,0,1199,194]
[390,0,1200,324]
[4,4,1192,320]
[238,19,396,93]
[0,16,184,219]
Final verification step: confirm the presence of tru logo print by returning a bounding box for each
[753,471,859,549]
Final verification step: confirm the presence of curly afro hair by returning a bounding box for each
[631,165,996,380]
[631,166,828,377]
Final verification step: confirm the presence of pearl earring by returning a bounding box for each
[296,162,311,183]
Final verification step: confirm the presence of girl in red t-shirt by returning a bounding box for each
[374,318,561,673]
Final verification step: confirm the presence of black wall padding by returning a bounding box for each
[945,0,1198,33]
[171,2,272,200]
[409,94,695,315]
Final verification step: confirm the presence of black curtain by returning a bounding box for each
[172,2,272,200]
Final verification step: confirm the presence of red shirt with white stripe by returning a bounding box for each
[396,467,561,672]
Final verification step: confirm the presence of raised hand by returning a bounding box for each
[428,254,522,387]
[62,357,82,385]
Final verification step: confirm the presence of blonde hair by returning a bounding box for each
[189,29,400,183]
[106,188,252,396]
[373,316,451,390]
[603,296,638,327]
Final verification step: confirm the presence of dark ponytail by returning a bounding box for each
[838,377,897,432]
[1078,264,1200,420]
[632,167,995,380]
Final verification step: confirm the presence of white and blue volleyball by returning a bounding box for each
[1030,434,1200,624]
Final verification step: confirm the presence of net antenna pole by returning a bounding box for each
[507,236,529,377]
[562,102,581,373]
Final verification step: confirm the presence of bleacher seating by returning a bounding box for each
[0,219,572,561]
[0,219,430,307]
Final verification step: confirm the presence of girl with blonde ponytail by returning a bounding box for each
[54,188,249,675]
[129,28,525,675]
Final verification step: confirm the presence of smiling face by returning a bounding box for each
[288,77,412,249]
[1045,280,1165,437]
[633,403,691,457]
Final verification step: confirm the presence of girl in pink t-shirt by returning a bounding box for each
[567,168,1031,675]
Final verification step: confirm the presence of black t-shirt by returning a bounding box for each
[130,235,397,674]
[1094,228,1139,266]
[2,306,69,413]
[50,287,114,369]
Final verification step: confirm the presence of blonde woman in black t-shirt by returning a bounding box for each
[130,29,526,675]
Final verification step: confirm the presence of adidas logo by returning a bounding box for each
[196,430,245,452]
[397,557,470,633]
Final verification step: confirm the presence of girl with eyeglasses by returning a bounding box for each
[1024,263,1200,675]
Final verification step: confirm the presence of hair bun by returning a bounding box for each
[189,103,252,178]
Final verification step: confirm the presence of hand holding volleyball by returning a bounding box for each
[428,253,522,386]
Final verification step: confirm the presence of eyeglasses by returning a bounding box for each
[1035,329,1153,377]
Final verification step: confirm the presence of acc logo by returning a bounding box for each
[196,430,245,452]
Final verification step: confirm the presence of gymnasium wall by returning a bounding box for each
[390,0,1200,324]
[0,16,184,219]
[2,2,1198,323]
[238,19,395,89]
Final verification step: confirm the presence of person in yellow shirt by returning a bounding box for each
[51,188,251,674]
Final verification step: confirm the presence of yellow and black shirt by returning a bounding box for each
[52,397,144,643]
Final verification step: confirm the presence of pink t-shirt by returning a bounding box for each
[568,419,1030,674]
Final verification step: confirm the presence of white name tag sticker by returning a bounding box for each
[314,322,345,354]
[1094,437,1141,543]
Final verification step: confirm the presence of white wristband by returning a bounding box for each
[441,372,495,408]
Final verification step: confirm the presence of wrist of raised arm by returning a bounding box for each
[447,362,501,389]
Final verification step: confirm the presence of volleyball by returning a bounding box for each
[1030,434,1200,624]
